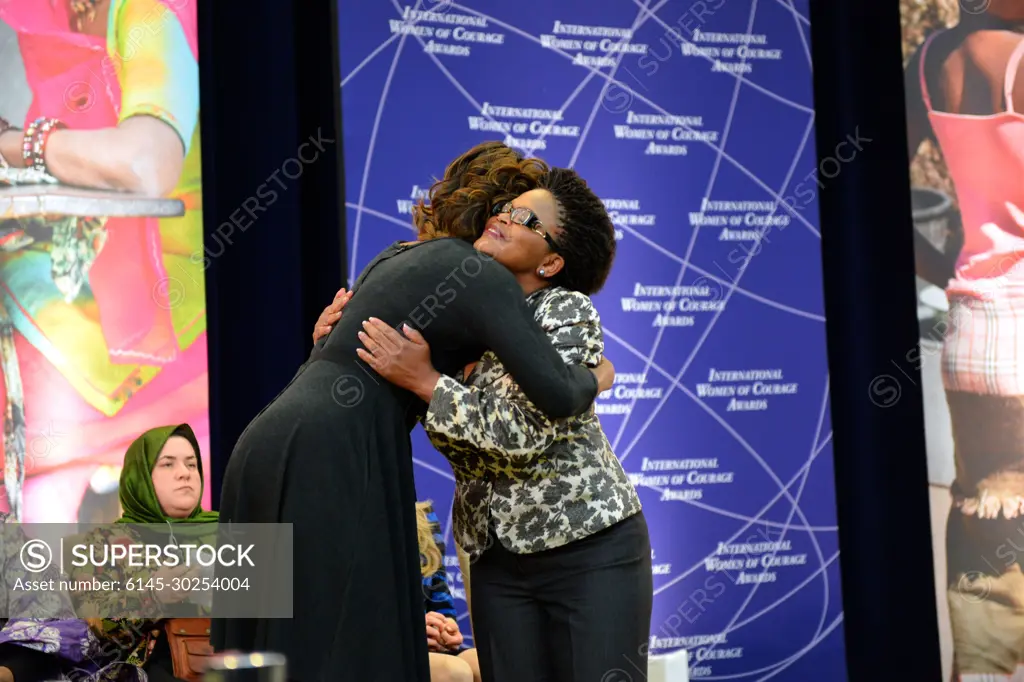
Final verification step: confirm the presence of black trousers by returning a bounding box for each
[470,512,653,682]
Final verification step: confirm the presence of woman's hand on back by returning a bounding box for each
[357,319,441,402]
[313,288,353,344]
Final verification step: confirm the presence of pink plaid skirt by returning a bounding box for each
[943,294,1024,396]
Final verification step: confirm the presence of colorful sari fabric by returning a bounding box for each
[0,0,208,520]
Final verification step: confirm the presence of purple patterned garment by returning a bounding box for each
[0,513,147,681]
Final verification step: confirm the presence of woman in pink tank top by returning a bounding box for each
[906,3,1024,679]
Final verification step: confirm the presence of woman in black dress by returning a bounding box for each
[212,143,605,682]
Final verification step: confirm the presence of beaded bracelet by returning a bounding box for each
[22,117,66,173]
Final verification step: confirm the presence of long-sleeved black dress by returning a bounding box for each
[212,238,598,681]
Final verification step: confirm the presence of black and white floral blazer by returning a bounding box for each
[422,286,642,559]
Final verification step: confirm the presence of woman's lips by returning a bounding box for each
[485,226,506,240]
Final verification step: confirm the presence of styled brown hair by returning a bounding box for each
[413,141,548,241]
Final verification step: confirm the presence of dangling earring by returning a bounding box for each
[538,268,546,277]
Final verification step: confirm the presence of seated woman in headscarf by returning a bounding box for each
[66,424,218,682]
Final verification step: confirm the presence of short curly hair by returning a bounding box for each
[413,141,548,242]
[540,167,616,295]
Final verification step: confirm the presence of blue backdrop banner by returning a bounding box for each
[338,1,846,679]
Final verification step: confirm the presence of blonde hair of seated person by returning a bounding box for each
[417,501,443,577]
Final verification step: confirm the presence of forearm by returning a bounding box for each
[411,369,443,404]
[2,126,128,181]
[2,119,184,195]
[0,130,22,168]
[553,366,598,417]
[457,259,598,419]
[45,128,133,190]
[46,122,183,196]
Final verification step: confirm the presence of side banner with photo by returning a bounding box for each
[339,0,847,678]
[0,0,209,524]
[901,0,1024,675]
[900,0,1024,679]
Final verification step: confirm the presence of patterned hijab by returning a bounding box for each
[116,424,218,525]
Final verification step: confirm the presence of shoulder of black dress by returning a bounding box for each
[425,236,474,251]
[415,237,481,263]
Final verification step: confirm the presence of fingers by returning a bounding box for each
[425,623,444,649]
[322,290,352,321]
[444,620,462,647]
[356,318,421,373]
[314,291,352,343]
[356,343,395,374]
[359,318,403,358]
[356,330,378,355]
[331,290,353,313]
[426,614,449,639]
[401,324,429,347]
[320,292,351,327]
[355,347,383,372]
[366,318,404,352]
[356,332,386,364]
